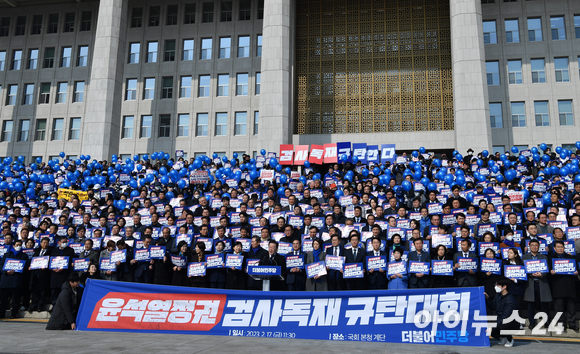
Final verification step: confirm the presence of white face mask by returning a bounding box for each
[506,235,513,241]
[494,285,503,293]
[60,242,68,248]
[13,246,21,252]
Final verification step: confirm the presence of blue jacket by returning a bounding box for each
[387,260,409,289]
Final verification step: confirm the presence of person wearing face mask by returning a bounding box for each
[487,278,518,347]
[49,236,75,308]
[499,230,521,250]
[0,240,29,319]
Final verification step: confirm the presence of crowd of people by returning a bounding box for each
[1,144,580,338]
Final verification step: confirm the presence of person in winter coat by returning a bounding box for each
[488,277,519,347]
[549,241,578,331]
[522,239,552,329]
[46,274,81,330]
[0,240,29,318]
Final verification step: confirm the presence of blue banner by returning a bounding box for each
[76,279,490,346]
[380,144,396,163]
[336,142,352,163]
[352,143,367,164]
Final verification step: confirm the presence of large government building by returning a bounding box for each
[0,0,578,162]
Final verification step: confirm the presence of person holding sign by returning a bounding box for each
[549,240,578,331]
[208,241,227,289]
[29,237,52,313]
[430,245,453,288]
[305,238,327,291]
[0,240,29,319]
[171,241,192,287]
[226,241,247,290]
[453,239,478,287]
[189,242,208,288]
[344,231,366,290]
[286,239,306,291]
[366,237,387,289]
[49,236,75,306]
[99,240,118,281]
[408,238,430,288]
[478,249,502,315]
[387,248,408,289]
[522,239,552,329]
[503,248,526,317]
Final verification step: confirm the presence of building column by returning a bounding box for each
[258,0,293,154]
[81,0,127,160]
[450,0,492,153]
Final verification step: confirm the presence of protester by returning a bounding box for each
[46,274,81,330]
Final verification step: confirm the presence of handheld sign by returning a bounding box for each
[387,261,407,277]
[478,242,499,257]
[285,254,304,269]
[149,246,166,260]
[206,254,225,269]
[110,249,127,263]
[552,259,576,275]
[366,255,387,271]
[431,260,454,276]
[408,261,430,274]
[134,248,151,262]
[343,263,364,278]
[479,258,501,275]
[49,256,69,270]
[524,259,548,273]
[225,254,244,270]
[30,256,50,270]
[2,259,25,273]
[504,265,527,281]
[187,262,206,276]
[456,257,478,272]
[171,255,187,268]
[325,255,344,271]
[73,258,90,272]
[431,234,453,248]
[100,258,116,271]
[305,261,327,278]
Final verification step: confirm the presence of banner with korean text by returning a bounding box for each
[77,279,489,346]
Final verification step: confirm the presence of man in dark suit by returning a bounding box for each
[352,206,367,225]
[247,236,268,290]
[281,195,298,212]
[453,239,478,287]
[50,236,76,305]
[366,237,387,290]
[500,212,527,239]
[325,234,345,290]
[130,236,153,283]
[408,238,430,288]
[286,239,306,291]
[78,239,99,266]
[226,241,247,290]
[30,237,52,312]
[259,240,287,291]
[344,231,366,290]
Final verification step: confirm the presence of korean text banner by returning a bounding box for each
[77,279,490,347]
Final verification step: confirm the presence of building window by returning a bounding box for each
[126,79,137,100]
[558,100,574,126]
[254,111,259,134]
[149,6,160,26]
[28,49,38,69]
[23,84,34,105]
[140,115,152,138]
[44,48,55,68]
[35,119,46,140]
[511,102,526,127]
[73,81,84,102]
[12,50,22,70]
[237,73,248,95]
[52,118,64,140]
[158,115,171,138]
[554,57,569,82]
[178,114,189,137]
[215,113,227,136]
[143,78,155,100]
[489,103,502,128]
[183,39,194,61]
[202,2,214,23]
[221,1,232,22]
[201,38,212,59]
[47,14,58,33]
[58,83,70,102]
[161,77,173,99]
[575,15,580,39]
[61,47,72,67]
[6,85,17,106]
[258,0,264,19]
[257,35,262,57]
[81,11,92,31]
[486,61,500,85]
[239,0,251,21]
[15,16,26,36]
[255,72,261,94]
[166,5,178,26]
[122,116,134,139]
[527,18,542,41]
[164,40,175,62]
[551,16,566,40]
[180,76,191,98]
[483,20,497,44]
[196,113,208,137]
[530,59,545,83]
[31,15,42,35]
[18,120,29,142]
[219,37,231,58]
[217,74,229,96]
[131,7,143,28]
[184,4,196,24]
[147,42,158,63]
[198,75,210,97]
[39,83,50,104]
[129,43,140,64]
[2,121,12,142]
[77,46,89,67]
[238,36,250,57]
[0,51,5,71]
[534,101,549,126]
[505,19,519,43]
[507,60,522,84]
[235,112,247,135]
[63,13,75,32]
[0,17,9,36]
[69,118,81,140]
